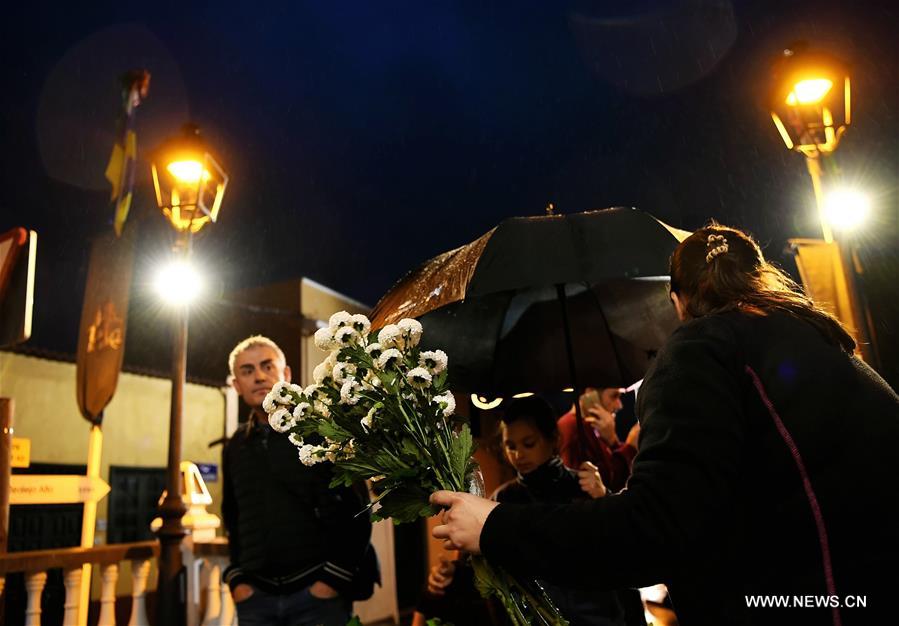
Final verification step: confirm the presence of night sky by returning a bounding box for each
[1,1,896,380]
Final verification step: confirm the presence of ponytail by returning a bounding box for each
[669,223,855,353]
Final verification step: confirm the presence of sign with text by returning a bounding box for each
[11,437,30,468]
[196,462,218,483]
[10,475,111,505]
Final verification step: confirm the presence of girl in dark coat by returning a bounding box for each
[491,396,644,626]
[414,396,629,626]
[432,224,899,626]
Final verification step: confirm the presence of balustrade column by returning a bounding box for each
[24,570,48,626]
[62,567,83,625]
[220,578,235,626]
[128,558,152,626]
[98,562,119,626]
[200,559,221,626]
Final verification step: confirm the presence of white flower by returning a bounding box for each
[350,314,371,336]
[406,367,432,389]
[315,400,331,418]
[332,361,356,384]
[288,432,304,447]
[334,326,361,347]
[298,443,326,466]
[377,324,402,348]
[269,407,295,433]
[271,381,292,402]
[397,318,423,348]
[365,342,384,360]
[313,361,332,384]
[314,327,337,350]
[288,383,304,396]
[262,391,278,413]
[292,402,313,421]
[376,348,403,370]
[340,379,362,405]
[329,311,352,330]
[419,350,448,375]
[304,384,331,405]
[434,391,456,417]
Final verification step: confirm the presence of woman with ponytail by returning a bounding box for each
[432,224,899,626]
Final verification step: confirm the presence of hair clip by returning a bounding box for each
[705,234,729,263]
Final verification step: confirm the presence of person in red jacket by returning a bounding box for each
[557,387,640,492]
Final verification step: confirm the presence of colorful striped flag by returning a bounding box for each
[104,70,150,236]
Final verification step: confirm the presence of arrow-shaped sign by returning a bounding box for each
[9,475,111,505]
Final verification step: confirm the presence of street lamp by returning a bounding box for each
[769,45,878,366]
[150,123,228,626]
[151,123,228,234]
[769,43,850,242]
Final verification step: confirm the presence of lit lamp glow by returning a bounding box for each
[785,78,833,105]
[151,124,229,234]
[823,189,871,231]
[471,394,503,410]
[167,160,210,184]
[153,259,204,305]
[769,47,850,156]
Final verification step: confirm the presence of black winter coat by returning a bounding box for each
[481,310,899,626]
[222,418,373,596]
[493,458,644,626]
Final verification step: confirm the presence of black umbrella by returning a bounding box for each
[370,206,688,397]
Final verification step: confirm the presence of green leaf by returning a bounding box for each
[317,419,352,442]
[448,424,475,486]
[400,437,420,458]
[375,483,436,524]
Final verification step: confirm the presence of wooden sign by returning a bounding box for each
[9,475,110,505]
[76,230,134,425]
[11,437,30,468]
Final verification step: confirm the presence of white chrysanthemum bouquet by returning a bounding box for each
[263,311,473,523]
[264,311,569,625]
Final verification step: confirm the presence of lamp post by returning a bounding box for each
[150,123,228,625]
[769,43,851,243]
[769,44,878,365]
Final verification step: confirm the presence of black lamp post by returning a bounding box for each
[150,123,228,625]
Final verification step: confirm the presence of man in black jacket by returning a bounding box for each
[222,335,374,626]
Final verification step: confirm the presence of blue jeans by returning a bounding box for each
[235,585,352,626]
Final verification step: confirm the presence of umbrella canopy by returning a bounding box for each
[370,207,689,395]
